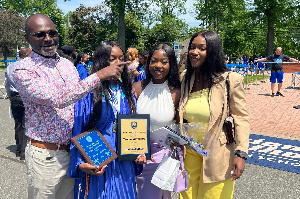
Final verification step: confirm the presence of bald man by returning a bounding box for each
[255,47,299,97]
[12,14,128,199]
[5,48,31,161]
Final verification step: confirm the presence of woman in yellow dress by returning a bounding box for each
[179,30,250,199]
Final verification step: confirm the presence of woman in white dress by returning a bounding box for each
[133,44,181,199]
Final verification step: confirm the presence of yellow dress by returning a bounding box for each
[180,89,234,199]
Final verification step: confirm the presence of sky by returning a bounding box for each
[57,0,201,27]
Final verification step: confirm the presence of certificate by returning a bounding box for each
[71,130,117,168]
[117,114,150,161]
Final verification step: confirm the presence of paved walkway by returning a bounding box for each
[244,72,300,140]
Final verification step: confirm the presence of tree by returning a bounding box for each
[124,12,146,50]
[67,5,115,54]
[104,0,150,51]
[1,0,67,46]
[101,0,189,51]
[144,16,189,50]
[142,0,188,50]
[252,0,300,56]
[0,9,25,60]
[193,0,255,56]
[193,0,300,57]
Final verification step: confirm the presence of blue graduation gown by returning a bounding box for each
[133,66,146,83]
[69,85,139,199]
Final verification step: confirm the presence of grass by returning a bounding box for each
[0,57,16,71]
[243,74,270,85]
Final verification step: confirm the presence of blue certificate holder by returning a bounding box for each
[71,130,117,167]
[117,114,151,161]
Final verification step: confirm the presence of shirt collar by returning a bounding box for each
[31,51,61,67]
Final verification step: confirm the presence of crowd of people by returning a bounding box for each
[5,13,253,199]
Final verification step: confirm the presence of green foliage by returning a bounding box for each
[67,5,116,54]
[0,9,25,60]
[2,0,67,47]
[193,0,300,58]
[104,0,189,51]
[125,12,146,50]
[144,15,189,50]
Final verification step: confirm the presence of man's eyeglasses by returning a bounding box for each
[30,30,58,39]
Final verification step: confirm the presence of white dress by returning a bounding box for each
[136,80,175,199]
[137,80,175,131]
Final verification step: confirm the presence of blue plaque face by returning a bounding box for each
[77,131,113,165]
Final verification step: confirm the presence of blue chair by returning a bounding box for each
[291,71,300,88]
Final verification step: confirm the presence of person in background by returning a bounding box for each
[69,41,145,199]
[5,47,31,161]
[179,30,250,199]
[133,50,149,83]
[12,14,127,199]
[126,47,140,80]
[133,43,181,199]
[74,52,90,80]
[243,55,248,65]
[61,45,77,64]
[73,52,93,148]
[57,49,69,59]
[255,47,299,97]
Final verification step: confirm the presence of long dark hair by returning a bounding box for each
[85,41,136,131]
[185,31,228,92]
[144,44,180,88]
[74,52,86,67]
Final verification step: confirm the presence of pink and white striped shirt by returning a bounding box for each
[12,52,100,145]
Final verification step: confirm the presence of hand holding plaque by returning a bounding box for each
[71,130,118,169]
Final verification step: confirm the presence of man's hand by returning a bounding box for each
[79,163,107,176]
[231,157,245,181]
[95,61,131,81]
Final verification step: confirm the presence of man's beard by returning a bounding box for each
[40,46,57,58]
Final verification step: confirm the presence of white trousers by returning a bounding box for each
[25,143,74,199]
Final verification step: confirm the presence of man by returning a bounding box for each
[5,47,31,161]
[255,47,299,97]
[12,14,127,199]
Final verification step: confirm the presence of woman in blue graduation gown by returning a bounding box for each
[69,41,143,199]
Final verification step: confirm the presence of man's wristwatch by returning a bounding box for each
[235,150,248,160]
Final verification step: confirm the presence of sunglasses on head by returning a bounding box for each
[30,30,58,39]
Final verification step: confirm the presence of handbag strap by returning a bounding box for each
[175,147,184,169]
[225,71,231,117]
[175,147,188,189]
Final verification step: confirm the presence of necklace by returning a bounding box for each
[109,84,121,118]
[109,84,119,104]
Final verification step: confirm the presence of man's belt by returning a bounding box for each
[29,139,70,150]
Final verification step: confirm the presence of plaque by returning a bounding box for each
[71,130,117,168]
[117,114,150,161]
